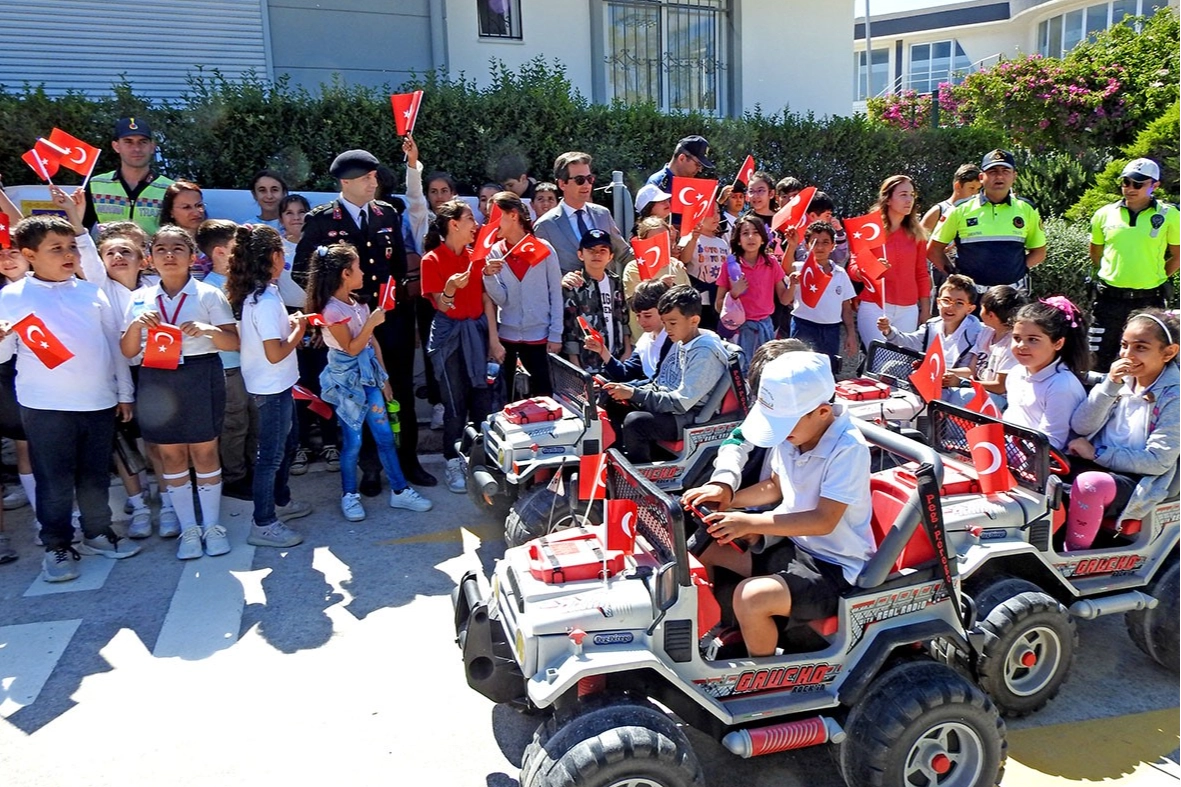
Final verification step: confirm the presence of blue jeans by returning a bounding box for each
[339,386,408,494]
[251,388,299,526]
[735,316,775,366]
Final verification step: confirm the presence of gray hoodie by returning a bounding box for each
[631,329,731,422]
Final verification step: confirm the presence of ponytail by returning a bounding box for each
[424,199,472,252]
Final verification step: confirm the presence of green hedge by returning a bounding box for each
[0,60,1004,217]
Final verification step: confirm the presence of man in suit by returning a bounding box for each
[534,151,633,274]
[294,149,437,492]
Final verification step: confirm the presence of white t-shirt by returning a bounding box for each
[690,235,728,286]
[320,296,368,352]
[125,277,236,357]
[240,284,299,394]
[791,260,855,325]
[973,326,1018,381]
[596,276,616,353]
[279,238,308,308]
[634,328,667,379]
[766,405,875,584]
[1004,360,1086,450]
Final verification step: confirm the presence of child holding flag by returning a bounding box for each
[785,221,857,361]
[715,215,789,363]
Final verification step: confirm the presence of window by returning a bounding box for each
[855,48,889,101]
[1063,9,1084,52]
[478,0,522,39]
[1039,1,1164,56]
[908,40,971,94]
[604,0,726,114]
[1086,4,1109,38]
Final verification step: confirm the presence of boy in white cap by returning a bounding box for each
[700,351,874,657]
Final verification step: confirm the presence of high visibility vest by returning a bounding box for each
[89,171,173,234]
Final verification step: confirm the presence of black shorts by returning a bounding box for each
[136,353,226,444]
[753,539,852,621]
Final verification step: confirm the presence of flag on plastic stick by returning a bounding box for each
[22,144,59,183]
[670,177,718,235]
[545,467,565,497]
[378,277,397,311]
[304,313,350,327]
[631,232,670,280]
[797,250,832,309]
[390,91,424,136]
[909,334,946,403]
[771,186,816,233]
[577,316,604,347]
[605,499,639,555]
[967,422,1016,494]
[578,453,607,501]
[142,324,182,370]
[734,154,756,188]
[843,211,887,261]
[293,384,334,419]
[12,313,73,369]
[45,129,101,180]
[966,380,1002,419]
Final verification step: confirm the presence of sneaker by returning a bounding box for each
[77,531,142,559]
[3,487,28,510]
[247,520,304,548]
[321,446,341,472]
[341,492,366,521]
[0,533,16,564]
[430,402,445,431]
[203,524,231,556]
[122,499,134,515]
[445,457,467,494]
[290,448,310,476]
[42,547,80,582]
[390,487,433,513]
[177,526,203,560]
[158,507,181,538]
[275,499,312,521]
[127,506,153,539]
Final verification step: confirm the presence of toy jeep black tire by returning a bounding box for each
[1126,558,1179,672]
[505,485,590,548]
[841,661,1006,787]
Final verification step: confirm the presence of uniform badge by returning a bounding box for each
[966,217,979,227]
[329,231,337,237]
[1013,216,1025,229]
[1151,213,1165,230]
[386,248,393,259]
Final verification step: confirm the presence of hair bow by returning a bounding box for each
[316,245,329,258]
[1040,296,1080,328]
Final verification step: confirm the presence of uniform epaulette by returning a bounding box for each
[306,203,334,217]
[1014,195,1038,211]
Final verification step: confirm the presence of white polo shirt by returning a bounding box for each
[125,276,235,357]
[239,284,299,395]
[765,404,875,584]
[1004,359,1086,450]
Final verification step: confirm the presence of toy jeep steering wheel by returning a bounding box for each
[1050,447,1070,476]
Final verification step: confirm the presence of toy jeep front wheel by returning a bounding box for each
[1126,558,1179,672]
[520,698,704,787]
[505,485,583,548]
[841,661,1006,787]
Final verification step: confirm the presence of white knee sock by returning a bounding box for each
[163,472,197,528]
[18,473,35,509]
[195,470,222,531]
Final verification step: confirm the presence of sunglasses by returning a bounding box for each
[1122,178,1150,188]
[565,174,595,186]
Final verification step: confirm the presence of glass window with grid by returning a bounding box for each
[908,40,971,94]
[477,0,522,39]
[855,48,890,101]
[1037,1,1166,56]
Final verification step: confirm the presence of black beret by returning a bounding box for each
[330,149,380,180]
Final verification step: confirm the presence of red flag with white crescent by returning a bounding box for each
[605,498,638,555]
[578,453,607,501]
[507,234,550,267]
[12,313,74,369]
[390,91,424,136]
[143,324,183,370]
[844,211,888,261]
[771,186,816,233]
[734,154,756,187]
[797,251,832,309]
[967,422,1016,494]
[0,215,10,249]
[46,129,101,178]
[859,272,885,308]
[966,380,1002,418]
[630,233,670,280]
[378,276,397,311]
[470,222,501,263]
[304,313,350,327]
[22,144,60,182]
[909,333,946,403]
[671,177,717,235]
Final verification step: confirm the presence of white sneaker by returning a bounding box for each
[276,499,313,521]
[445,457,466,494]
[247,520,304,548]
[341,492,366,521]
[128,506,152,539]
[3,487,28,510]
[77,531,142,559]
[158,507,181,538]
[389,487,433,512]
[430,403,445,431]
[202,525,231,557]
[177,526,203,560]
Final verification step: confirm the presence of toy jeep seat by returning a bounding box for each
[656,351,749,454]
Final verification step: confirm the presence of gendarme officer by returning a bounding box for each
[295,150,436,490]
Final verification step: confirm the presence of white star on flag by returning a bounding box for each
[853,231,863,239]
[40,342,49,349]
[809,284,818,292]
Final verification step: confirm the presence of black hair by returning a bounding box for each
[804,220,836,243]
[954,164,982,184]
[657,284,702,318]
[630,280,669,313]
[776,176,804,195]
[226,224,284,315]
[729,214,771,261]
[748,338,806,394]
[1014,299,1092,374]
[808,191,835,216]
[150,224,197,257]
[249,169,289,195]
[425,171,457,194]
[195,219,239,259]
[375,165,400,203]
[1127,308,1180,350]
[941,274,979,304]
[422,199,473,253]
[13,215,75,251]
[479,182,503,195]
[494,152,530,185]
[159,180,203,227]
[305,243,360,316]
[490,191,534,233]
[979,285,1028,326]
[748,171,775,193]
[278,193,311,215]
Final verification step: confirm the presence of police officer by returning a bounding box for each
[295,150,437,491]
[84,117,174,235]
[928,149,1046,293]
[1088,157,1180,369]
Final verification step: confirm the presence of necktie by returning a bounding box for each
[359,208,369,236]
[575,208,589,238]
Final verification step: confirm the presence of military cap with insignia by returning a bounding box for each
[329,149,380,180]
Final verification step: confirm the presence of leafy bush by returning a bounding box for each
[1030,216,1092,304]
[1014,149,1107,218]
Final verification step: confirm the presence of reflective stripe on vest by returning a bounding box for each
[90,172,173,234]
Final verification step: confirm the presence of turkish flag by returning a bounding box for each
[577,316,604,347]
[378,277,397,311]
[12,313,74,369]
[771,186,816,233]
[470,222,501,263]
[671,177,717,235]
[967,422,1016,494]
[734,154,756,187]
[485,201,502,228]
[605,498,639,555]
[390,90,424,136]
[46,129,101,177]
[507,234,550,266]
[908,334,946,403]
[844,212,887,260]
[143,324,183,370]
[859,272,886,308]
[305,313,350,327]
[849,246,888,283]
[630,232,670,280]
[578,453,608,501]
[0,215,10,249]
[797,251,832,309]
[22,144,60,182]
[293,384,334,419]
[966,380,1002,419]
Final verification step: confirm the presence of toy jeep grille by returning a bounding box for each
[606,449,691,587]
[549,354,595,424]
[927,401,1049,491]
[865,340,926,395]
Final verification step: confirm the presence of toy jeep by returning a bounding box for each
[461,352,749,546]
[910,401,1178,717]
[454,422,1007,787]
[837,340,927,430]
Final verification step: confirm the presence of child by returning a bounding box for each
[788,192,849,267]
[602,285,731,463]
[122,226,239,560]
[687,208,728,330]
[715,215,789,363]
[477,183,502,223]
[0,216,139,582]
[1003,297,1090,450]
[786,221,858,361]
[563,229,630,373]
[1064,310,1179,550]
[944,285,1027,409]
[530,182,560,218]
[620,217,692,341]
[277,194,310,309]
[306,243,433,519]
[698,351,874,657]
[226,225,313,548]
[588,280,670,382]
[197,219,258,501]
[878,274,983,370]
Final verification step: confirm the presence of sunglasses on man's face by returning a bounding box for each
[565,174,595,186]
[1122,178,1150,189]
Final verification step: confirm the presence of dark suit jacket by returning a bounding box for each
[294,198,407,303]
[533,201,634,274]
